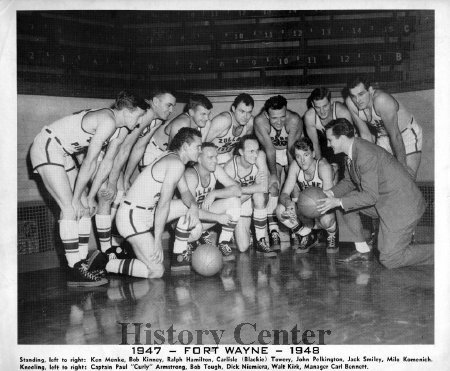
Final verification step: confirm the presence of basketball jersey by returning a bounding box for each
[212,112,250,155]
[296,159,323,191]
[231,155,258,187]
[269,124,288,150]
[193,166,217,207]
[357,90,415,138]
[126,152,176,210]
[47,108,120,154]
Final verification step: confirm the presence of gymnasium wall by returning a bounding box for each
[18,88,434,204]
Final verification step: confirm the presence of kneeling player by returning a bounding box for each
[112,128,202,278]
[223,135,275,257]
[276,137,338,253]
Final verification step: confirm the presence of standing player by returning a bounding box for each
[276,137,337,254]
[254,95,303,249]
[132,93,212,173]
[30,90,146,286]
[111,128,202,278]
[165,94,212,143]
[205,93,255,165]
[123,88,177,182]
[303,87,353,179]
[345,76,422,179]
[183,143,242,266]
[223,135,275,257]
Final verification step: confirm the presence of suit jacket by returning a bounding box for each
[331,138,425,230]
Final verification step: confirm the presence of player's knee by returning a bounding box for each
[253,193,268,209]
[148,263,165,278]
[177,215,190,228]
[60,204,76,220]
[320,214,336,230]
[188,222,203,242]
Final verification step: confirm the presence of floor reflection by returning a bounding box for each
[18,244,434,345]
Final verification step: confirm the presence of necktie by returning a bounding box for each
[346,156,355,181]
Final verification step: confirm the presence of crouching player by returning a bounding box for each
[179,142,242,268]
[276,137,338,253]
[111,128,202,278]
[223,135,276,257]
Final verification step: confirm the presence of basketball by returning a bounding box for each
[191,244,224,277]
[297,186,326,219]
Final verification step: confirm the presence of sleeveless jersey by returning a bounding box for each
[212,112,250,155]
[357,90,416,139]
[314,102,337,133]
[193,166,217,207]
[297,159,323,191]
[269,124,288,150]
[126,152,176,210]
[232,155,258,187]
[47,108,119,154]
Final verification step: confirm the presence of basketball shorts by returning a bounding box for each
[376,119,422,156]
[30,127,77,173]
[116,200,155,240]
[276,148,288,167]
[139,138,166,170]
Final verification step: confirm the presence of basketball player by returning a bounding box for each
[30,90,147,286]
[223,135,275,257]
[276,137,337,254]
[345,76,422,179]
[303,87,353,179]
[128,93,212,174]
[87,106,168,266]
[123,88,177,184]
[205,93,254,165]
[111,128,202,278]
[254,95,303,249]
[183,142,242,265]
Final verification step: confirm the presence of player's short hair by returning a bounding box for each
[111,90,148,111]
[232,93,254,109]
[325,118,355,138]
[236,134,259,153]
[201,142,218,150]
[169,127,202,151]
[264,95,287,113]
[308,88,331,107]
[149,87,176,100]
[293,137,314,153]
[185,94,213,112]
[347,76,371,91]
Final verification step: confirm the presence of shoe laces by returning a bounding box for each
[219,242,232,254]
[270,230,280,242]
[79,263,100,281]
[258,238,271,252]
[327,233,336,246]
[299,235,309,248]
[200,231,213,245]
[181,249,192,262]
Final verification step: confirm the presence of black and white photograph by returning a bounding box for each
[1,1,449,370]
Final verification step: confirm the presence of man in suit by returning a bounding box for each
[316,118,433,269]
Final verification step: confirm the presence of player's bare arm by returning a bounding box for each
[279,161,299,209]
[286,111,303,164]
[87,127,128,209]
[374,93,407,167]
[345,96,373,141]
[318,158,334,191]
[72,111,116,218]
[205,112,232,141]
[303,108,322,159]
